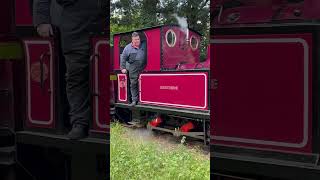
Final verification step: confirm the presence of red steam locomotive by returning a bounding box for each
[112,25,210,143]
[0,0,109,179]
[211,0,320,179]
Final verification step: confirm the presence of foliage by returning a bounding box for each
[110,123,210,180]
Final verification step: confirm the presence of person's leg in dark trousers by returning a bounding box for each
[64,51,91,127]
[128,61,143,105]
[127,61,143,125]
[63,49,91,139]
[59,0,101,139]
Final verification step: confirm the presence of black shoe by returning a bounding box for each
[129,101,137,106]
[67,124,88,140]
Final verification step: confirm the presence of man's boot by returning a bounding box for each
[127,109,144,127]
[129,101,137,107]
[127,119,143,127]
[67,124,88,140]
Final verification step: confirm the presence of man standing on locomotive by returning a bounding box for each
[33,0,105,139]
[120,32,146,108]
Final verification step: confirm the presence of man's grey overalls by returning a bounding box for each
[120,42,146,103]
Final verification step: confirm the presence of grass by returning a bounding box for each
[110,123,210,180]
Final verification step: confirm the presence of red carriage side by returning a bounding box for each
[211,0,320,179]
[0,1,110,179]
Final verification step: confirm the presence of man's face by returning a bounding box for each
[132,36,140,48]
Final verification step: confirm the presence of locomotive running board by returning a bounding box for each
[211,144,320,169]
[115,103,210,120]
[16,131,109,153]
[212,147,320,180]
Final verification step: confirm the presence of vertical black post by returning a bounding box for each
[203,119,207,145]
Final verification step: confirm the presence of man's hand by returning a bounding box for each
[37,24,53,38]
[121,69,127,74]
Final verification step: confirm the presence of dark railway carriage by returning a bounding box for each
[0,0,109,179]
[113,25,211,143]
[211,0,320,179]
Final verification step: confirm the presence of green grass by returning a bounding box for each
[110,123,210,180]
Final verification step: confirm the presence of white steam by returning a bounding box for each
[173,14,189,40]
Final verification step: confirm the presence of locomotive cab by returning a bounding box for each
[118,31,148,71]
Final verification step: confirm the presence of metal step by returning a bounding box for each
[0,146,16,165]
[0,127,15,147]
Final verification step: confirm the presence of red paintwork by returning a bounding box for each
[162,26,201,70]
[144,29,161,71]
[15,0,33,26]
[176,63,198,70]
[149,116,163,127]
[211,34,313,153]
[139,72,208,110]
[110,78,115,104]
[273,3,305,21]
[91,37,109,133]
[113,36,120,70]
[304,0,320,19]
[180,122,195,132]
[176,45,210,70]
[216,6,273,25]
[197,60,210,69]
[117,74,127,103]
[0,61,14,127]
[176,60,210,70]
[212,0,274,26]
[23,39,55,129]
[212,0,320,26]
[213,0,281,7]
[1,0,13,35]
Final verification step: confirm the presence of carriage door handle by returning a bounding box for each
[90,54,100,96]
[39,52,50,94]
[217,5,224,23]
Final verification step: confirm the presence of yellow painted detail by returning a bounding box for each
[0,42,23,60]
[110,75,117,80]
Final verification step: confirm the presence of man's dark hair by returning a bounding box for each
[132,32,140,37]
